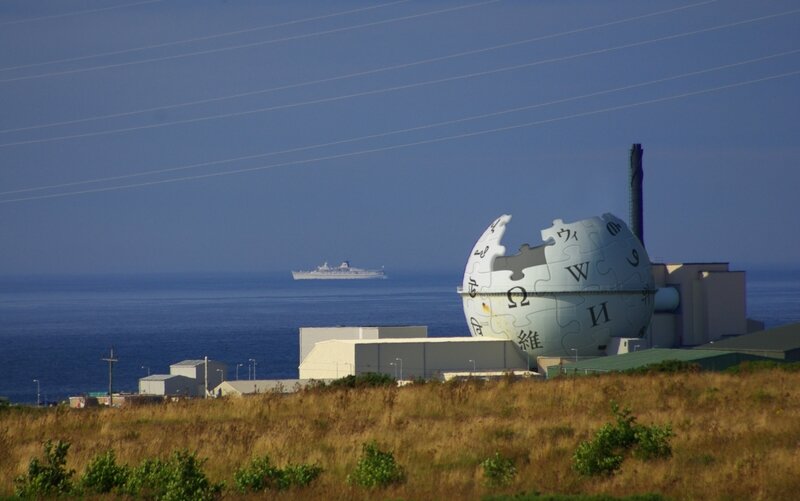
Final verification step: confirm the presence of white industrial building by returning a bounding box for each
[138,374,197,397]
[299,325,427,364]
[139,359,227,397]
[299,336,529,380]
[648,263,763,348]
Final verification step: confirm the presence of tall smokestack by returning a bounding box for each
[629,143,644,247]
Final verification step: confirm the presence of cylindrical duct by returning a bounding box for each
[654,286,680,312]
[629,143,644,247]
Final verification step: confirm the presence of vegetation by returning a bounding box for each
[622,359,702,374]
[573,403,672,476]
[481,452,517,487]
[234,454,321,492]
[325,372,396,389]
[347,441,404,488]
[2,369,800,499]
[14,440,74,497]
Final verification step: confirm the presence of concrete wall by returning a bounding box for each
[649,263,749,347]
[700,271,746,341]
[299,340,357,379]
[299,326,427,364]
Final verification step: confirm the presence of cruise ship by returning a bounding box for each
[292,261,386,280]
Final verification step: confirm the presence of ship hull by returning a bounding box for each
[292,271,385,280]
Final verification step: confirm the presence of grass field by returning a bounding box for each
[2,369,800,500]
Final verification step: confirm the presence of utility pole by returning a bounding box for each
[102,347,118,407]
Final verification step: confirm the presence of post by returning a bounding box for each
[395,358,403,381]
[629,143,644,246]
[236,363,243,380]
[33,379,40,407]
[469,359,476,372]
[102,347,118,407]
[204,356,209,399]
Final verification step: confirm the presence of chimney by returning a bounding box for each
[629,143,644,246]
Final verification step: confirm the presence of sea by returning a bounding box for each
[1,269,798,404]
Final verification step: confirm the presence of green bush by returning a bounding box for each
[122,449,221,501]
[14,440,75,497]
[348,441,404,488]
[481,452,517,487]
[234,454,322,492]
[573,403,672,476]
[623,360,702,374]
[80,449,130,494]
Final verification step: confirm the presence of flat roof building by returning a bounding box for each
[694,322,800,361]
[547,348,769,378]
[299,337,529,380]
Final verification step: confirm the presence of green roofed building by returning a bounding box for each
[694,322,800,361]
[547,348,769,378]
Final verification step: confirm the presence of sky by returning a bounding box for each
[0,0,798,275]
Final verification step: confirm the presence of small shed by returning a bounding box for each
[139,374,198,396]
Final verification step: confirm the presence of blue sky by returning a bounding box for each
[0,0,798,274]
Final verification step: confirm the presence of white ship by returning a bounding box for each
[292,261,386,280]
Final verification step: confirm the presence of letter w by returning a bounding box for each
[565,262,590,282]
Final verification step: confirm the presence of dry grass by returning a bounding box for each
[3,370,800,500]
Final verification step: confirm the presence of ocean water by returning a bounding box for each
[1,269,798,404]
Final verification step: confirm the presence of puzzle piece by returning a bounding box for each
[460,212,656,359]
[493,243,549,280]
[462,214,511,292]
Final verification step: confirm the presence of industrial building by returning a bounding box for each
[694,322,800,361]
[647,262,763,348]
[299,325,427,364]
[213,379,330,397]
[547,348,770,378]
[299,336,529,380]
[139,359,227,397]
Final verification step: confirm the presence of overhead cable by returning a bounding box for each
[2,68,798,204]
[0,0,501,84]
[0,0,718,135]
[0,0,412,72]
[0,0,163,27]
[2,8,798,149]
[2,49,797,197]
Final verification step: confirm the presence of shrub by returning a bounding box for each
[624,360,702,374]
[573,403,672,476]
[80,449,130,494]
[481,452,517,487]
[348,441,404,488]
[328,372,396,389]
[122,449,221,501]
[234,454,322,492]
[14,439,75,497]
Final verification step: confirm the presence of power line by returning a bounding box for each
[3,7,798,149]
[2,68,797,204]
[0,0,163,27]
[0,0,501,84]
[0,0,412,73]
[2,49,796,198]
[0,0,718,136]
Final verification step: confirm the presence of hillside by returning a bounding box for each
[2,370,799,500]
